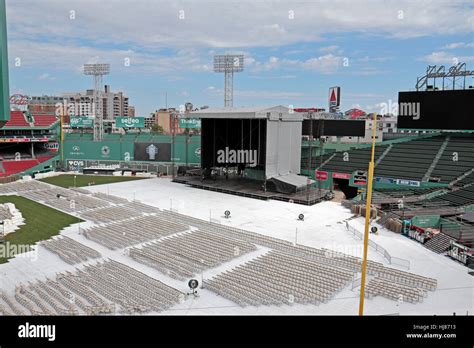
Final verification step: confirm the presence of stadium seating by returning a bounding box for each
[424,233,454,254]
[0,156,54,177]
[430,135,474,184]
[32,114,58,127]
[424,184,474,207]
[319,134,474,183]
[374,136,445,181]
[319,145,389,173]
[3,111,30,127]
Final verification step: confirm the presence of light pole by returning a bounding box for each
[74,175,77,188]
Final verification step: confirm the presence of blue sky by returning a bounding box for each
[5,0,474,116]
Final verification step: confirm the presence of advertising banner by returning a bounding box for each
[315,170,328,181]
[70,117,93,128]
[134,143,171,161]
[116,117,145,128]
[178,118,201,129]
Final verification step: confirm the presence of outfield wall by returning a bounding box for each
[63,134,201,166]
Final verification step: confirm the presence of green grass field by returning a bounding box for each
[39,174,147,188]
[0,196,83,264]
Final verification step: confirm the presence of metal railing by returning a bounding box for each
[345,221,410,269]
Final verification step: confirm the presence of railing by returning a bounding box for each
[345,221,410,269]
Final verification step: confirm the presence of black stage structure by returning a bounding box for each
[175,106,328,205]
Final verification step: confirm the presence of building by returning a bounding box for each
[128,106,135,117]
[62,85,132,119]
[27,95,63,114]
[148,108,185,134]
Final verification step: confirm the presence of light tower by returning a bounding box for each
[83,63,110,141]
[213,55,244,107]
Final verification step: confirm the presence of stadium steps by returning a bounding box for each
[430,135,474,183]
[374,144,393,168]
[424,233,453,254]
[422,135,450,182]
[450,169,474,188]
[315,153,336,170]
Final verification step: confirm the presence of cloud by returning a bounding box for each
[206,86,306,99]
[318,45,341,54]
[8,41,212,75]
[442,42,474,49]
[249,54,343,74]
[37,73,55,80]
[6,0,474,51]
[420,51,474,64]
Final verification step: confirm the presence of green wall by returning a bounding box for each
[63,134,201,165]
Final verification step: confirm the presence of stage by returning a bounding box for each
[173,176,328,205]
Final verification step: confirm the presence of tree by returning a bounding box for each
[151,124,164,134]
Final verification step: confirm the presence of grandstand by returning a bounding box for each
[318,133,474,186]
[0,110,59,178]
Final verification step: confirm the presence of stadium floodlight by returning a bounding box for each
[83,63,110,141]
[213,55,244,107]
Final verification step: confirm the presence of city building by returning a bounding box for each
[62,85,132,119]
[27,95,63,114]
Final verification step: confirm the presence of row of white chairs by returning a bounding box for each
[365,277,428,303]
[41,236,101,264]
[205,251,354,307]
[92,192,130,204]
[78,205,142,223]
[83,215,188,249]
[0,291,25,315]
[0,180,49,194]
[75,260,183,314]
[129,230,256,279]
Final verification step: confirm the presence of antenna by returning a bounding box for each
[213,55,244,107]
[83,63,110,141]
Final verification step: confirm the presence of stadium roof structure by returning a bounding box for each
[189,105,303,121]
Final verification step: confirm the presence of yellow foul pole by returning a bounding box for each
[358,113,377,316]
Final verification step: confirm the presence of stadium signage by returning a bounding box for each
[376,176,421,187]
[179,118,201,129]
[395,179,420,187]
[328,86,340,113]
[70,116,93,128]
[9,94,30,105]
[43,142,59,152]
[375,177,396,184]
[116,117,144,128]
[416,62,474,90]
[0,137,48,143]
[332,172,350,180]
[315,170,328,181]
[67,160,85,170]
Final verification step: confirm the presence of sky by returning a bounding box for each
[5,0,474,116]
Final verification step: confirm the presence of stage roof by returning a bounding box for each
[190,105,303,121]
